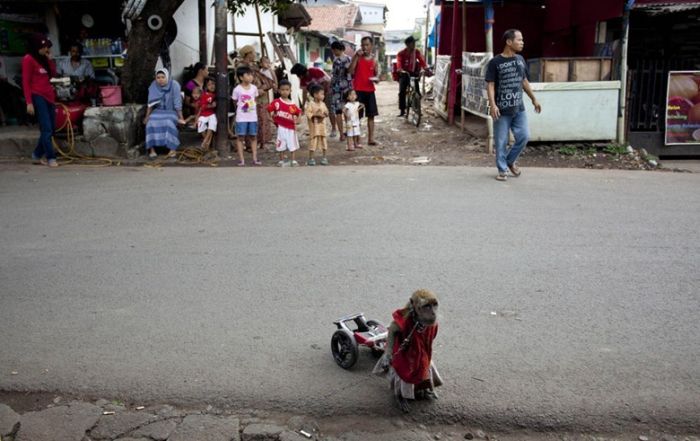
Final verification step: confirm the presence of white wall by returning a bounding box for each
[171,0,291,80]
[358,5,385,25]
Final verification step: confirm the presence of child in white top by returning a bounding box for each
[343,89,364,151]
[232,65,261,166]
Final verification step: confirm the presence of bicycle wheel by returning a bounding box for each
[410,93,421,127]
[405,89,412,122]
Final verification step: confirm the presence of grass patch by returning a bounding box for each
[558,146,578,156]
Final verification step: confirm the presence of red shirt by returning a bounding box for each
[199,91,216,117]
[267,98,301,130]
[300,67,328,89]
[22,54,56,104]
[353,56,376,92]
[390,308,438,385]
[396,48,427,76]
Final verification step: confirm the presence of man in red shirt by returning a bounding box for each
[396,36,427,117]
[349,36,380,145]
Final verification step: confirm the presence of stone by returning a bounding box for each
[242,423,285,441]
[94,399,109,408]
[15,401,102,441]
[464,434,474,440]
[91,134,122,158]
[639,437,649,441]
[168,415,239,441]
[475,430,486,439]
[280,431,310,441]
[89,411,157,440]
[129,419,178,441]
[82,104,144,156]
[287,416,320,434]
[0,403,20,436]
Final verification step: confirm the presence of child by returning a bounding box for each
[304,84,329,166]
[197,78,217,150]
[184,86,202,128]
[343,89,364,151]
[349,36,380,146]
[232,66,260,166]
[267,79,301,167]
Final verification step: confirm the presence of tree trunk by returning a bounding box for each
[122,0,185,103]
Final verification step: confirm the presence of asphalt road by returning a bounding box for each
[1,164,698,432]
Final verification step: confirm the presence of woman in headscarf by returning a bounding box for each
[237,45,274,148]
[22,33,58,167]
[143,68,185,159]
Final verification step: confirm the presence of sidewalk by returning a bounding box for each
[0,394,696,441]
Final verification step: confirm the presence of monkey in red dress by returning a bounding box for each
[374,289,443,412]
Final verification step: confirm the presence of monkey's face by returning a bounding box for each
[410,289,439,326]
[416,301,438,326]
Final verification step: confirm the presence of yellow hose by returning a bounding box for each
[50,103,220,168]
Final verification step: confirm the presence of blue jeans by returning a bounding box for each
[32,95,56,160]
[494,110,529,174]
[236,121,258,136]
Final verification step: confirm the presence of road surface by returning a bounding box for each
[1,164,698,431]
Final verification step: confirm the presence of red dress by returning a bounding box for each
[390,308,438,385]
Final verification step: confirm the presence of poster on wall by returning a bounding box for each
[461,52,493,117]
[666,71,700,145]
[433,55,451,120]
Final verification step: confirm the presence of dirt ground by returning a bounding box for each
[180,81,673,172]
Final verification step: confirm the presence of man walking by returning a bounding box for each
[396,36,427,117]
[486,29,541,181]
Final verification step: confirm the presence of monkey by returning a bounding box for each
[373,289,443,413]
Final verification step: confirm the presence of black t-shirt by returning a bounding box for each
[485,54,528,115]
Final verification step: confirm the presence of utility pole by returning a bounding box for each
[198,0,207,65]
[214,0,229,157]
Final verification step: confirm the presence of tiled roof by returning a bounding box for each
[305,4,360,33]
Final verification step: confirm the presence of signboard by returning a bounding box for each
[666,71,700,145]
[433,55,451,120]
[461,52,493,117]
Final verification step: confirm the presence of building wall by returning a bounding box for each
[358,5,385,25]
[170,0,291,81]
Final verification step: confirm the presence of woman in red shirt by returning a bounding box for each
[22,34,58,167]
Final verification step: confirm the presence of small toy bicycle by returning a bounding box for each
[331,313,388,369]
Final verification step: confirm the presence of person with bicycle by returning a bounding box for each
[396,36,427,118]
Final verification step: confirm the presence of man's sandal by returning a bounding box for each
[508,163,521,177]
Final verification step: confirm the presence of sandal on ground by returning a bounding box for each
[368,141,378,146]
[237,160,245,167]
[508,163,521,177]
[346,148,355,151]
[253,160,262,166]
[495,173,508,181]
[355,144,363,149]
[32,155,47,165]
[47,159,59,168]
[165,151,178,159]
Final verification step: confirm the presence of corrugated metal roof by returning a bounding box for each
[634,1,700,14]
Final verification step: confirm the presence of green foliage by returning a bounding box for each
[558,146,578,156]
[584,147,597,156]
[226,0,304,15]
[603,143,628,156]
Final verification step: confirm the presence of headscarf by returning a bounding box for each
[147,68,182,111]
[27,33,53,75]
